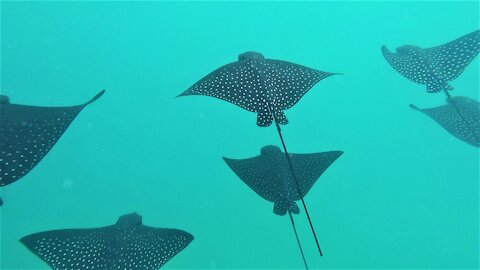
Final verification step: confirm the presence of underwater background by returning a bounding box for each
[1,1,478,269]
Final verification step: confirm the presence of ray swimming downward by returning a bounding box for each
[223,145,343,268]
[178,51,337,259]
[0,90,105,205]
[20,212,194,270]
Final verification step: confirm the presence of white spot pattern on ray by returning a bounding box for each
[411,96,480,147]
[20,213,193,270]
[0,90,104,186]
[382,30,480,93]
[179,52,334,127]
[426,30,480,81]
[223,145,343,216]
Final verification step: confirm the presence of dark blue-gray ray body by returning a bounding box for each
[382,30,480,93]
[0,90,105,187]
[410,96,480,147]
[223,145,343,216]
[178,51,335,127]
[20,213,194,270]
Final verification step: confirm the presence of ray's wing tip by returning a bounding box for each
[409,104,420,110]
[222,157,233,164]
[329,150,344,161]
[185,231,195,243]
[85,89,106,106]
[176,89,191,98]
[380,45,390,54]
[19,235,32,247]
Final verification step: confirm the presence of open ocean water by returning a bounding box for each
[1,1,479,269]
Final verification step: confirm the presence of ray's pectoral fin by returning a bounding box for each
[257,111,273,127]
[273,200,299,216]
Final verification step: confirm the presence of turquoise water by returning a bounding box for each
[1,1,479,269]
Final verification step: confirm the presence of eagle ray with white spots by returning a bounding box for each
[381,30,480,93]
[410,96,479,147]
[224,145,343,268]
[0,90,105,187]
[178,51,336,127]
[178,52,337,259]
[223,145,343,216]
[20,212,194,270]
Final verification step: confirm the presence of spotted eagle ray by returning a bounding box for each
[381,30,479,93]
[410,96,479,147]
[223,145,343,268]
[0,90,105,204]
[223,145,343,216]
[20,212,194,270]
[178,52,336,259]
[178,51,335,127]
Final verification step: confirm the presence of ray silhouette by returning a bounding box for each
[224,145,342,268]
[0,90,105,205]
[21,212,194,270]
[410,96,479,147]
[178,52,337,262]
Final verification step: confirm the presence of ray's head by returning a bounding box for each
[116,212,143,229]
[261,145,281,155]
[238,51,265,61]
[395,45,422,54]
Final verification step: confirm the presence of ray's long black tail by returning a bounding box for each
[269,109,324,257]
[288,210,309,269]
[442,89,479,142]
